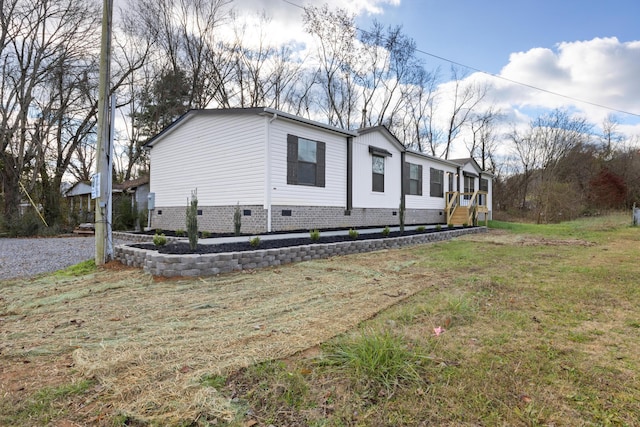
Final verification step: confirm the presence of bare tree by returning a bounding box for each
[303,5,359,128]
[0,0,101,226]
[129,0,234,110]
[399,66,440,152]
[466,107,503,172]
[509,109,592,221]
[599,114,624,159]
[442,67,488,159]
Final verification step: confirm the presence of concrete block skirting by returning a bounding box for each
[115,227,486,278]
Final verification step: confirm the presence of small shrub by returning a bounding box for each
[447,223,454,228]
[186,189,198,251]
[309,229,320,242]
[348,228,359,239]
[462,222,468,228]
[234,202,242,236]
[381,226,390,236]
[153,232,167,246]
[201,230,211,238]
[416,225,426,232]
[249,236,261,248]
[435,224,442,231]
[175,229,185,237]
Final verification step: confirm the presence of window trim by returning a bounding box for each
[404,162,423,196]
[463,173,475,199]
[372,154,385,192]
[430,167,444,198]
[287,134,326,187]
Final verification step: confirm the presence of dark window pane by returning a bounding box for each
[430,168,443,197]
[373,173,384,192]
[298,162,316,185]
[409,180,419,195]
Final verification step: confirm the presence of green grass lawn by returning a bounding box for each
[1,212,638,426]
[226,213,640,426]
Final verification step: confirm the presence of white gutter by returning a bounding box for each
[265,112,278,232]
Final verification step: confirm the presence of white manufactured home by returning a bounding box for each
[144,107,492,233]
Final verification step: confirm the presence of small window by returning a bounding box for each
[430,168,444,198]
[404,163,422,195]
[297,138,317,185]
[287,135,326,187]
[372,155,384,192]
[464,174,475,199]
[479,178,489,205]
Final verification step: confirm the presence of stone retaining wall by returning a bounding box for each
[115,227,486,277]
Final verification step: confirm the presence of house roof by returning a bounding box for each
[450,157,494,177]
[405,149,461,168]
[358,125,406,153]
[144,107,358,149]
[113,176,150,191]
[64,181,92,197]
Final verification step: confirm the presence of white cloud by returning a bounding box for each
[226,0,399,46]
[492,37,640,130]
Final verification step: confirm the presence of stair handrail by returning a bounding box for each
[467,190,479,225]
[445,191,459,224]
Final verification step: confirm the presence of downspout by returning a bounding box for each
[265,112,277,232]
[400,151,406,212]
[346,136,353,213]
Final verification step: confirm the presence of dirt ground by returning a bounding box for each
[0,247,449,424]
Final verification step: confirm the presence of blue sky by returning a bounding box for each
[233,0,640,136]
[360,0,640,75]
[195,0,640,145]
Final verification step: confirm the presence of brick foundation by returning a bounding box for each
[151,204,450,233]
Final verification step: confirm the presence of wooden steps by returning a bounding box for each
[448,207,469,226]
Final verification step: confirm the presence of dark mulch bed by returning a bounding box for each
[131,227,469,255]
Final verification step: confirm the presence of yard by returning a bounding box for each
[1,213,639,426]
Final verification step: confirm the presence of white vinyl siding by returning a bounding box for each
[150,114,265,207]
[352,131,402,209]
[404,152,457,210]
[270,120,347,207]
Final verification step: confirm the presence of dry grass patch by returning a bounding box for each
[1,249,441,425]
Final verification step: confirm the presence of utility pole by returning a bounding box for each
[95,0,113,265]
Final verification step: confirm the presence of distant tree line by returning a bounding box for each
[0,0,637,234]
[496,110,640,223]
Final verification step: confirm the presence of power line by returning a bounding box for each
[281,0,640,119]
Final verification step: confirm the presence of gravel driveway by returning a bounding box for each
[0,236,133,281]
